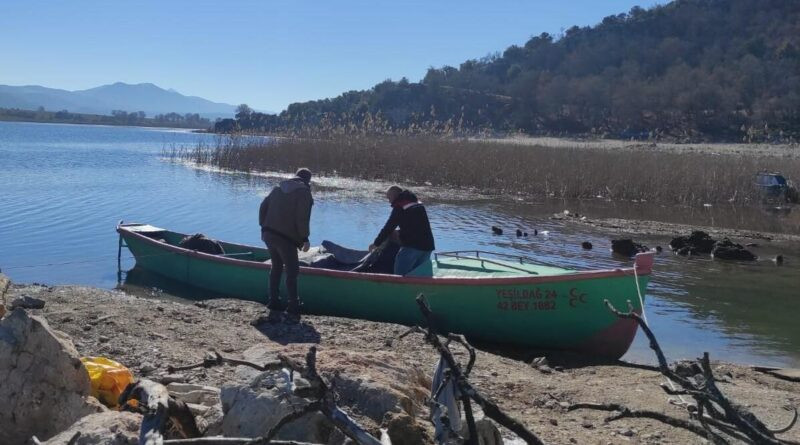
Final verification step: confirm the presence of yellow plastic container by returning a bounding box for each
[81,357,134,407]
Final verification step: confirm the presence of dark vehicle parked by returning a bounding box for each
[755,172,798,204]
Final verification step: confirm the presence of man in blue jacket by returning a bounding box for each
[369,185,435,276]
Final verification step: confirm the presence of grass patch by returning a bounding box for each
[165,134,800,206]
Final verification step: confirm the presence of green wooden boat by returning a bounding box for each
[118,222,653,359]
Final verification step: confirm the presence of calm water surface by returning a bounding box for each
[1,121,798,367]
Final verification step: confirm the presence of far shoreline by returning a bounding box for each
[0,117,208,133]
[0,115,211,131]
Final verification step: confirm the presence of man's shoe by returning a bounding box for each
[266,310,285,324]
[251,310,283,326]
[284,311,301,325]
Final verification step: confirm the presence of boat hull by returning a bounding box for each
[119,226,651,359]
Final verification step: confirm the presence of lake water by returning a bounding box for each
[1,121,798,367]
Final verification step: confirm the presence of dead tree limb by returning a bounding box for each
[167,350,282,374]
[770,408,799,434]
[295,347,383,445]
[445,333,476,377]
[567,402,721,441]
[415,294,545,445]
[603,300,694,388]
[697,353,783,445]
[163,439,320,445]
[603,299,795,445]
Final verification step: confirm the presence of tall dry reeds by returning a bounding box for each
[166,133,800,206]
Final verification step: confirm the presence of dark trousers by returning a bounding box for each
[263,231,300,314]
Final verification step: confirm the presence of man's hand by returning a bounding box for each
[368,243,377,252]
[301,241,310,252]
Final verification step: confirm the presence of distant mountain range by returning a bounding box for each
[0,82,237,118]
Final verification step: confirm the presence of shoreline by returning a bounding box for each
[2,275,799,443]
[477,135,800,158]
[552,212,800,244]
[0,116,209,131]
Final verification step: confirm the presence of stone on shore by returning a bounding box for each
[41,411,142,445]
[221,345,432,443]
[220,369,333,442]
[0,308,103,444]
[9,294,46,310]
[167,382,223,435]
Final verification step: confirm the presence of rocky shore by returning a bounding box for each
[1,273,799,444]
[551,211,800,244]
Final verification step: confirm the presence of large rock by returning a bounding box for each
[711,238,757,261]
[0,309,102,444]
[220,369,334,442]
[41,411,141,445]
[167,382,223,435]
[670,230,716,255]
[233,345,431,443]
[0,273,10,311]
[611,239,647,257]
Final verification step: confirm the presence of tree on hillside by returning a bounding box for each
[219,0,800,142]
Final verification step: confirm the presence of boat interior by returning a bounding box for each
[123,223,574,278]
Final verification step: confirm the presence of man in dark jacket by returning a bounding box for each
[259,168,313,323]
[369,185,435,276]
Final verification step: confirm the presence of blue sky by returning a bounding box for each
[0,1,663,112]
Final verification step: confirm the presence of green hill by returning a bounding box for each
[226,0,800,142]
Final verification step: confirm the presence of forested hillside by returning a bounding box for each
[224,0,800,142]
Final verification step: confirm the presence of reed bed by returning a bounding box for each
[166,134,800,206]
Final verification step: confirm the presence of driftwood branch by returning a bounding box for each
[567,402,721,440]
[602,299,796,444]
[163,439,320,445]
[167,350,282,374]
[415,294,545,445]
[445,333,476,377]
[296,347,384,445]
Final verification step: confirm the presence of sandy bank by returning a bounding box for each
[2,274,799,444]
[478,136,800,158]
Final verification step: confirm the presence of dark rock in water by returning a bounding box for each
[655,246,663,253]
[533,229,538,236]
[516,229,523,237]
[523,232,528,237]
[711,238,756,261]
[670,231,715,254]
[775,254,784,265]
[581,241,593,250]
[611,239,648,257]
[179,233,225,255]
[491,226,503,235]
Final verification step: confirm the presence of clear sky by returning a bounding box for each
[0,1,663,112]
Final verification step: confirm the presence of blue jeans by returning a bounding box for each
[394,247,432,276]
